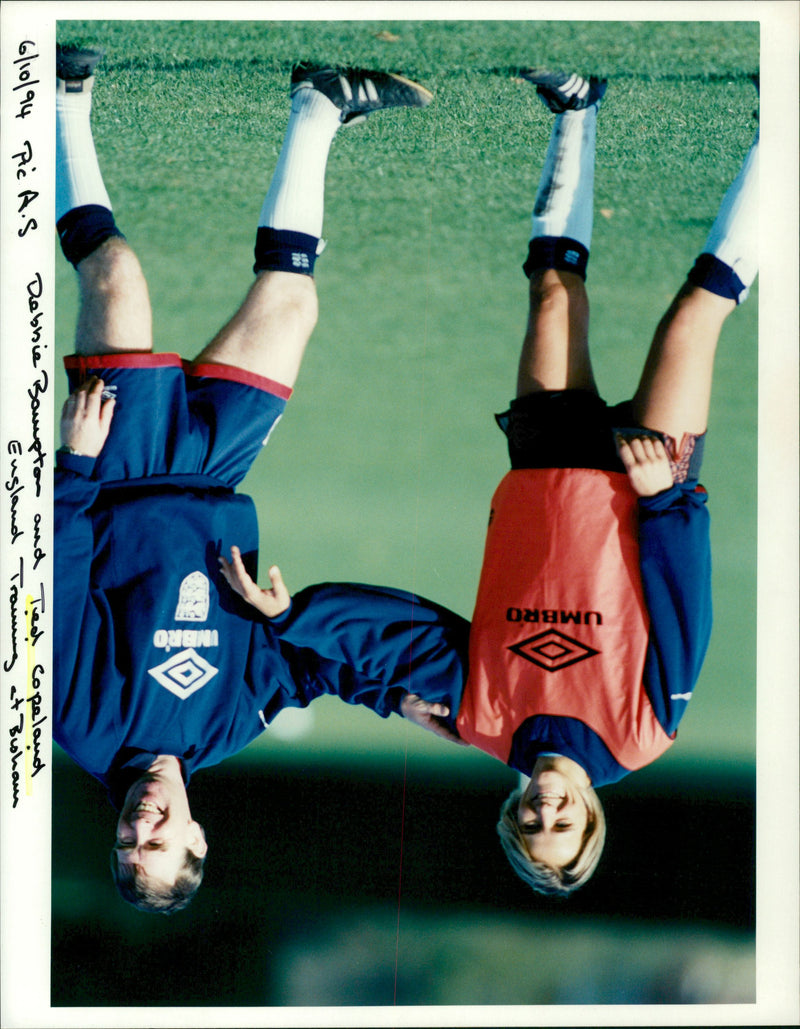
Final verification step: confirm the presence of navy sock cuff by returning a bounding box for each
[254,227,319,276]
[523,236,589,280]
[687,253,746,303]
[56,205,124,266]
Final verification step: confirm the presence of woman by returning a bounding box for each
[221,68,758,895]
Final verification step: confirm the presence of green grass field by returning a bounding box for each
[45,15,769,1012]
[55,17,759,772]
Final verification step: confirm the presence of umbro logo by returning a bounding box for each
[291,252,310,269]
[508,629,599,673]
[148,648,219,699]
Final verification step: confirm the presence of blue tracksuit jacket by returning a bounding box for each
[53,455,468,805]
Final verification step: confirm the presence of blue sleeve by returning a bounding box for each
[269,583,470,719]
[638,484,712,736]
[54,461,101,697]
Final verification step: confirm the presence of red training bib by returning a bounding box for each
[456,468,674,771]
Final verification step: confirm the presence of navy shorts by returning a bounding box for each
[495,390,705,484]
[64,353,290,488]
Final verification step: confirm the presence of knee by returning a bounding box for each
[656,283,734,348]
[253,270,319,333]
[77,237,145,297]
[528,269,587,317]
[527,270,589,331]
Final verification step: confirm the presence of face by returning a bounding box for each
[517,764,590,870]
[114,773,207,887]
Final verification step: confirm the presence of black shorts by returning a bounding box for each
[495,390,705,484]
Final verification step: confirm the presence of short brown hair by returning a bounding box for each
[109,836,206,914]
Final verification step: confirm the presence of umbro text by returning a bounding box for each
[153,628,219,651]
[506,606,603,626]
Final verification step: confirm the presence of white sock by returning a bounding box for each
[257,86,342,237]
[55,80,112,222]
[530,106,597,248]
[703,130,759,294]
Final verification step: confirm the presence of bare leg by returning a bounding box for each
[517,268,596,398]
[74,236,153,355]
[193,270,318,389]
[632,282,735,440]
[56,51,151,357]
[634,125,759,444]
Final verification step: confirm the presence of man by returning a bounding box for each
[54,44,435,914]
[219,69,759,895]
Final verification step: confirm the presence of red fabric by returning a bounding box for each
[63,353,293,400]
[456,468,673,770]
[64,352,182,370]
[186,361,292,400]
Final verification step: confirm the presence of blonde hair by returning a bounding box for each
[496,784,606,896]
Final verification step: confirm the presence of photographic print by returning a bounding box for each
[1,3,797,1027]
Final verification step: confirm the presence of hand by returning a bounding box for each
[59,377,116,457]
[615,434,674,497]
[218,546,291,618]
[400,693,469,746]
